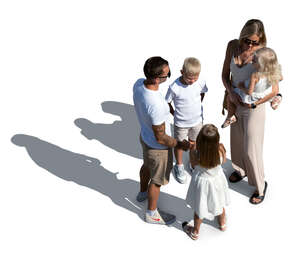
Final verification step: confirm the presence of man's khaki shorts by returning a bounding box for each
[140,137,173,186]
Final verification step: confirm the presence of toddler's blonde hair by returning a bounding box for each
[182,57,201,75]
[255,47,282,86]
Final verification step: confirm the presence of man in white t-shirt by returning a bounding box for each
[165,57,208,184]
[133,56,190,225]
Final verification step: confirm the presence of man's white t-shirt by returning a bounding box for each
[133,78,171,149]
[165,77,208,127]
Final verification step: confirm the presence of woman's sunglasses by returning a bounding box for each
[244,38,260,46]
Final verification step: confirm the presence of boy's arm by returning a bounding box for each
[200,81,208,102]
[168,103,174,116]
[165,87,175,115]
[200,93,205,102]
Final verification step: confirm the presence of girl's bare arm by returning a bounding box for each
[252,83,279,107]
[219,143,227,164]
[247,73,259,95]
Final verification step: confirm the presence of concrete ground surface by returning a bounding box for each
[2,1,299,253]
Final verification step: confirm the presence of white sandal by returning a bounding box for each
[221,115,237,128]
[218,216,227,232]
[271,93,282,110]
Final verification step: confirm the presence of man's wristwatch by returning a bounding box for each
[251,103,257,109]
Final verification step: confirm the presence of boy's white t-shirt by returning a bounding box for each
[165,77,208,127]
[133,78,171,149]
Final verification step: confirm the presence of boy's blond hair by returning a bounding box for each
[182,57,201,75]
[255,47,282,86]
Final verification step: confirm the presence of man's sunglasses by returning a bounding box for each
[158,71,171,79]
[244,38,260,46]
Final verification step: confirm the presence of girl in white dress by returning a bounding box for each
[182,124,230,240]
[221,47,282,128]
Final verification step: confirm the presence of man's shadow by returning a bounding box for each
[74,101,142,159]
[11,134,224,231]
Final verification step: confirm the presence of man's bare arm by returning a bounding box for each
[152,123,189,150]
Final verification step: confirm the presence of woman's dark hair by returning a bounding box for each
[143,56,169,79]
[196,124,221,169]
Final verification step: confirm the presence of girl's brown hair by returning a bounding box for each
[196,124,225,169]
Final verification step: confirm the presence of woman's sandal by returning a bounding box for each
[182,222,199,240]
[271,93,282,110]
[221,115,237,128]
[229,171,247,183]
[249,181,268,205]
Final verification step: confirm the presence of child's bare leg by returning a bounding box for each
[174,147,183,165]
[193,212,203,235]
[222,99,237,128]
[218,208,226,231]
[189,140,196,169]
[226,98,236,119]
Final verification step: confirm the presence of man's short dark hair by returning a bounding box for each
[143,56,169,79]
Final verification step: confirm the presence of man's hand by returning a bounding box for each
[176,139,190,151]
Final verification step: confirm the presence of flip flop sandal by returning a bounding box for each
[221,115,237,128]
[219,223,227,231]
[218,216,227,232]
[271,93,282,110]
[182,222,199,240]
[249,181,268,205]
[229,171,247,183]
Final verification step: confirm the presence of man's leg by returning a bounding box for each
[147,182,160,210]
[139,164,150,192]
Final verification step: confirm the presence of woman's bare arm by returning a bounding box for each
[222,40,241,106]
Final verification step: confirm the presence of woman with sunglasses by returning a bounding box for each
[221,19,280,204]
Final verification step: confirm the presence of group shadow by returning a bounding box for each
[12,134,225,231]
[74,101,142,159]
[74,100,255,198]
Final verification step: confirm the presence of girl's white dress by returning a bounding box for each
[234,77,272,104]
[186,164,230,220]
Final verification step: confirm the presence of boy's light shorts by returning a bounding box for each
[174,123,203,142]
[140,137,173,186]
